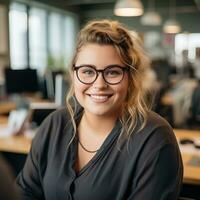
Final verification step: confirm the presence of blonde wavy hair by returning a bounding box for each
[66,19,151,145]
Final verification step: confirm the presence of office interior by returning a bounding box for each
[0,0,200,199]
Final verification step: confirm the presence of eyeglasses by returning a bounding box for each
[73,65,128,85]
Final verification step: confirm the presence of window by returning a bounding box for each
[9,2,79,74]
[63,16,77,64]
[175,33,200,66]
[29,7,47,74]
[48,13,63,60]
[9,3,28,68]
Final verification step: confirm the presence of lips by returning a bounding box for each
[87,94,113,103]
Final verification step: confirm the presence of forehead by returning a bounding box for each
[75,43,123,67]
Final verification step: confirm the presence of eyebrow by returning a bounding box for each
[74,64,126,69]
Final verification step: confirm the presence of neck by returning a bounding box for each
[79,112,117,137]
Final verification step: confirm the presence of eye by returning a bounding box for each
[105,67,123,77]
[79,66,96,76]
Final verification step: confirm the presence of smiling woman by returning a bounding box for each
[16,19,183,200]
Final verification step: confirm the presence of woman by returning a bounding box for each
[16,19,183,200]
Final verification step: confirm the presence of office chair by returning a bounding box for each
[187,84,200,129]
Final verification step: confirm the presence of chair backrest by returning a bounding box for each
[191,84,200,122]
[45,70,65,100]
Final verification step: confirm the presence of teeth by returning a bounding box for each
[90,95,109,100]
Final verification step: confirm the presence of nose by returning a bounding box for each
[92,72,107,88]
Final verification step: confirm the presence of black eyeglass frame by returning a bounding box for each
[73,64,129,85]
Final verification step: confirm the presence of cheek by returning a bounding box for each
[117,87,128,100]
[74,76,88,98]
[117,77,129,98]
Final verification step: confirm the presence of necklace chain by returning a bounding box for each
[78,138,99,153]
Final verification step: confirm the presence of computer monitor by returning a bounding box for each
[4,68,39,94]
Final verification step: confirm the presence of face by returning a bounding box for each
[74,44,129,118]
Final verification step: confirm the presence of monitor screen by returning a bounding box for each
[4,68,39,94]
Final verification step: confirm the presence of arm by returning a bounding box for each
[127,143,183,200]
[0,155,21,200]
[16,117,51,200]
[16,137,45,200]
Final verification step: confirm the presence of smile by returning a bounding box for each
[88,94,113,102]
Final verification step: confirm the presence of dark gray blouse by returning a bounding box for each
[16,108,183,200]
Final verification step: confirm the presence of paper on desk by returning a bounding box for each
[0,124,14,138]
[0,109,29,137]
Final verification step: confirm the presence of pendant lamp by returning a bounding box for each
[114,0,144,17]
[141,0,162,26]
[163,0,181,33]
[163,19,181,33]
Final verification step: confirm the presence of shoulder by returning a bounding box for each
[143,111,174,142]
[146,110,171,128]
[32,106,83,146]
[31,107,71,149]
[29,107,78,163]
[129,111,178,153]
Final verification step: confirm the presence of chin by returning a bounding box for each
[86,107,117,118]
[89,110,109,117]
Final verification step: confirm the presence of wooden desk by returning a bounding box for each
[0,97,52,115]
[0,116,32,154]
[0,102,16,114]
[0,100,56,154]
[0,134,31,154]
[0,116,8,124]
[174,129,200,185]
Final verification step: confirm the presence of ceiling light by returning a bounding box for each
[163,0,182,34]
[114,0,144,17]
[141,0,162,26]
[163,19,181,34]
[141,11,162,26]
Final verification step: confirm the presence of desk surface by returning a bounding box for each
[0,118,200,184]
[0,134,31,154]
[0,97,53,115]
[0,102,16,114]
[0,117,31,154]
[174,129,200,185]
